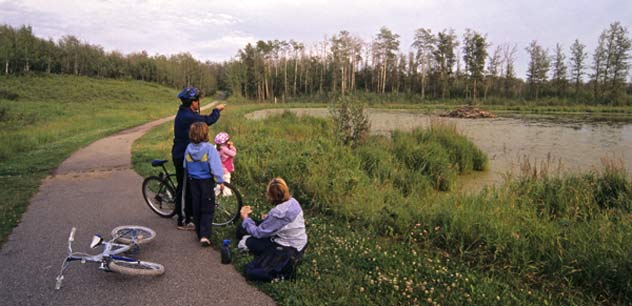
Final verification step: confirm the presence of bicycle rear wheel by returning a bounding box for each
[111,225,156,245]
[142,176,176,218]
[212,182,243,226]
[108,259,165,276]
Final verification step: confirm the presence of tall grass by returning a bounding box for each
[0,75,184,242]
[412,159,632,302]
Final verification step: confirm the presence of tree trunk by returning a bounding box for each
[304,64,309,95]
[319,62,323,95]
[483,79,489,100]
[420,62,426,99]
[284,59,288,98]
[381,64,387,94]
[421,75,425,99]
[351,60,356,92]
[74,53,79,75]
[293,58,298,96]
[341,65,345,96]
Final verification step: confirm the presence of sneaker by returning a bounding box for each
[237,235,251,253]
[177,222,195,231]
[200,237,211,247]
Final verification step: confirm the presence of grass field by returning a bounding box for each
[3,75,631,305]
[132,102,632,305]
[0,75,190,242]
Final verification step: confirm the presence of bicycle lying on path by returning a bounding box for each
[55,225,164,290]
[141,159,243,226]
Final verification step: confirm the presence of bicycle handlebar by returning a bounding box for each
[69,227,76,242]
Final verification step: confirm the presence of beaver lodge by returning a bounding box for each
[441,106,496,119]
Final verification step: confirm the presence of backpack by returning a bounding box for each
[244,245,303,282]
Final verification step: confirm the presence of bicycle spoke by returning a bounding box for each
[212,183,242,226]
[143,176,176,218]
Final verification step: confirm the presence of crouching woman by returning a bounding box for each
[238,177,307,280]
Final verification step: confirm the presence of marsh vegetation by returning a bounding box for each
[133,103,632,305]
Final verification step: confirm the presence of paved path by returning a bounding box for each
[0,104,275,306]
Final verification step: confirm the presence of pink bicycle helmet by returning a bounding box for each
[214,132,230,144]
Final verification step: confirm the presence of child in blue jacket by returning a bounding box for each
[184,122,225,246]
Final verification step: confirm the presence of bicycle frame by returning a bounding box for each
[157,164,176,190]
[55,228,143,289]
[144,159,242,225]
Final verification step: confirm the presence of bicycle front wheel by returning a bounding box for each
[111,225,156,245]
[109,259,165,276]
[142,176,176,218]
[212,182,243,226]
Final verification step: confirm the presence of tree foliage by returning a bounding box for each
[1,21,631,105]
[0,24,219,94]
[526,40,550,99]
[462,29,488,100]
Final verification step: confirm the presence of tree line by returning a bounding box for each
[224,22,631,105]
[0,24,220,94]
[1,22,631,105]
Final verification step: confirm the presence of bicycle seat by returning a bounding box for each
[151,159,168,167]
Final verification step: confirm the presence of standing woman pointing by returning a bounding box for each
[171,87,225,230]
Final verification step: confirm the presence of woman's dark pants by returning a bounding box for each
[173,157,192,225]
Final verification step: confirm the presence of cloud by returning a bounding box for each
[191,31,257,61]
[200,12,241,26]
[1,0,631,78]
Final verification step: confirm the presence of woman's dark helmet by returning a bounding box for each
[177,87,201,105]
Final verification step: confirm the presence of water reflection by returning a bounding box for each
[246,108,632,191]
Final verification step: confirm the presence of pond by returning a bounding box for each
[246,108,632,191]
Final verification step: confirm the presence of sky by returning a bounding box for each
[1,0,631,78]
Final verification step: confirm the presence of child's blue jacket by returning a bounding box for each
[183,142,225,182]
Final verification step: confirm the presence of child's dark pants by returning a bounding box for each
[189,178,215,239]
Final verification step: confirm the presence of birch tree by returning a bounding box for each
[462,29,488,100]
[372,27,400,94]
[526,40,550,99]
[412,28,434,99]
[569,39,587,100]
[433,29,458,99]
[552,43,568,97]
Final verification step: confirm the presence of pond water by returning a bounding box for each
[246,108,632,191]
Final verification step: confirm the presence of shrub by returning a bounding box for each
[0,88,19,100]
[593,160,632,211]
[329,96,370,147]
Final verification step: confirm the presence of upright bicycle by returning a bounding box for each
[141,159,243,226]
[55,225,164,289]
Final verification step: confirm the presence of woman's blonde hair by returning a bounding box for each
[266,177,290,205]
[189,122,209,144]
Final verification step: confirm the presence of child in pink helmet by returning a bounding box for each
[214,131,237,196]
